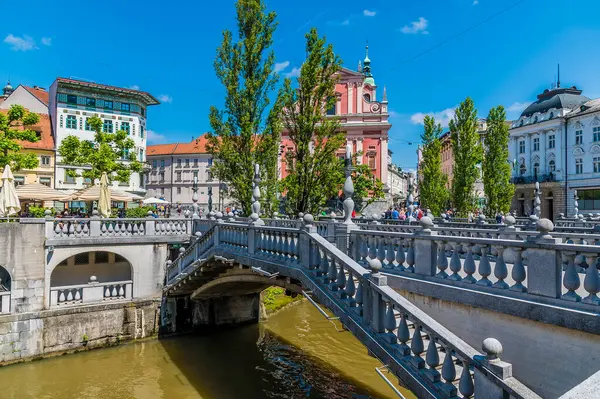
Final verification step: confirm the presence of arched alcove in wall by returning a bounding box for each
[50,251,132,287]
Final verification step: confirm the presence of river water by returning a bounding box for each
[1,301,414,399]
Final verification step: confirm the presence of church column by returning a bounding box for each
[380,138,388,185]
[336,94,342,116]
[357,83,363,114]
[348,84,354,114]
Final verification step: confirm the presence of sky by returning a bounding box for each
[2,0,600,170]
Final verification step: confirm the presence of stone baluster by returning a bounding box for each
[458,361,474,398]
[336,263,347,295]
[410,323,425,369]
[463,244,476,283]
[395,239,406,271]
[583,254,600,305]
[562,252,581,302]
[368,236,376,260]
[436,240,449,278]
[385,238,395,268]
[510,248,527,292]
[493,246,509,289]
[328,259,338,289]
[441,347,457,394]
[355,280,364,315]
[476,245,492,286]
[342,144,355,225]
[344,272,356,305]
[425,335,440,381]
[377,237,386,264]
[383,302,397,343]
[406,239,415,273]
[448,243,463,281]
[396,313,411,356]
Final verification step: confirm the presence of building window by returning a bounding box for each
[66,115,77,129]
[575,158,583,174]
[14,176,25,186]
[160,172,165,181]
[140,126,144,139]
[177,187,181,194]
[132,124,136,136]
[177,159,182,168]
[533,162,539,178]
[207,171,212,182]
[576,130,583,145]
[84,118,92,131]
[368,156,376,169]
[326,102,336,116]
[65,170,75,184]
[86,97,96,107]
[39,177,51,187]
[104,100,113,110]
[139,149,144,161]
[40,156,51,166]
[208,158,213,167]
[594,157,600,173]
[193,159,198,167]
[548,134,555,149]
[578,189,600,210]
[176,171,182,181]
[185,159,190,167]
[549,160,556,173]
[161,187,165,195]
[121,103,130,112]
[519,163,526,176]
[152,160,157,168]
[363,93,371,102]
[533,137,539,151]
[594,127,600,142]
[103,120,113,133]
[121,122,130,135]
[67,95,77,105]
[160,160,165,168]
[519,140,525,154]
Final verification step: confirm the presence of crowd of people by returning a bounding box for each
[384,207,424,220]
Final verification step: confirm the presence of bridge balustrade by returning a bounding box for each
[45,218,192,240]
[50,280,133,306]
[170,217,543,398]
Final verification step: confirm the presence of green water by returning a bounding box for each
[0,301,414,399]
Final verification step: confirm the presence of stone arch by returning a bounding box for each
[0,265,11,292]
[50,251,133,288]
[190,272,303,300]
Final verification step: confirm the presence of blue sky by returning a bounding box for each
[2,0,600,169]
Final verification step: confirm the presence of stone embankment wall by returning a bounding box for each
[0,299,160,365]
[397,289,600,399]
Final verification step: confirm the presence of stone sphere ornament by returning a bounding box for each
[369,258,382,273]
[482,337,503,361]
[303,213,314,226]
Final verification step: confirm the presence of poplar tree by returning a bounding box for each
[450,97,483,215]
[206,0,282,216]
[0,105,40,170]
[419,116,448,215]
[280,28,346,215]
[483,105,514,216]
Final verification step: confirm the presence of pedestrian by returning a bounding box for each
[391,207,399,219]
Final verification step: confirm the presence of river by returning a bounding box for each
[1,301,415,399]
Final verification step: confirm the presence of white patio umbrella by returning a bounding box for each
[0,165,21,217]
[98,172,111,218]
[16,183,71,201]
[142,197,170,205]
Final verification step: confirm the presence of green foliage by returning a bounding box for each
[58,116,142,184]
[262,286,301,314]
[483,106,515,216]
[206,0,282,216]
[419,116,449,216]
[82,333,89,342]
[450,98,483,215]
[0,105,41,170]
[28,206,55,218]
[349,153,385,210]
[280,28,346,215]
[126,206,154,218]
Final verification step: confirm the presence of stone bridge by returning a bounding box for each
[162,211,600,398]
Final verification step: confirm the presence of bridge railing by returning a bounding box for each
[45,217,192,240]
[0,291,9,313]
[168,217,540,398]
[49,280,133,307]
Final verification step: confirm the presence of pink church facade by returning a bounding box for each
[279,47,392,189]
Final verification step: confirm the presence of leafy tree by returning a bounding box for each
[0,105,40,170]
[450,97,483,215]
[419,116,448,215]
[280,28,346,215]
[483,105,514,216]
[57,116,141,183]
[348,153,385,211]
[206,0,282,216]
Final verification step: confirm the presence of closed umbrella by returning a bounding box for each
[0,165,21,217]
[98,172,111,218]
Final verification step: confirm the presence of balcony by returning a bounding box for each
[510,173,556,184]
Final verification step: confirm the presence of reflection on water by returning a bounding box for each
[0,301,413,399]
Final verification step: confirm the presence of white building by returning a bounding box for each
[508,84,590,219]
[0,83,49,114]
[48,78,159,194]
[387,149,410,205]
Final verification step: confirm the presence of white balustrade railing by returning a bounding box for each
[45,218,191,239]
[0,291,10,313]
[50,280,133,307]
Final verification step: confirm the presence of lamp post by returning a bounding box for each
[208,185,213,213]
[192,176,199,219]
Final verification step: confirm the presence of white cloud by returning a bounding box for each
[147,130,167,144]
[274,61,290,73]
[285,67,301,78]
[129,85,140,90]
[158,94,173,103]
[363,9,376,17]
[341,19,350,26]
[410,107,456,128]
[506,101,529,113]
[41,37,52,46]
[388,110,400,118]
[3,34,37,51]
[401,17,429,35]
[473,0,479,4]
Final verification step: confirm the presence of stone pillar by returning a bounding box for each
[380,138,388,186]
[368,259,386,333]
[90,218,101,237]
[474,338,514,399]
[44,218,54,238]
[526,219,562,298]
[145,218,155,236]
[1,294,10,313]
[299,214,317,268]
[348,83,354,114]
[413,217,437,276]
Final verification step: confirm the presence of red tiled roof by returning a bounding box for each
[23,86,49,105]
[0,111,54,150]
[56,77,160,106]
[147,134,210,156]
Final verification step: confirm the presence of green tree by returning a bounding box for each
[206,0,282,216]
[57,116,141,183]
[483,105,514,216]
[450,97,483,215]
[0,105,40,170]
[419,116,448,215]
[348,153,385,211]
[280,28,346,215]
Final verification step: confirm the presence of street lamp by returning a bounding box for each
[208,186,213,213]
[191,176,199,219]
